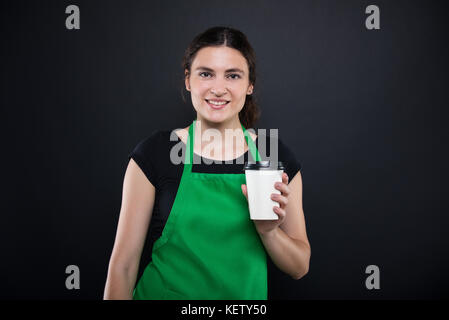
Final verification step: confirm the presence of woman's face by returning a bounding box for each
[185,46,253,125]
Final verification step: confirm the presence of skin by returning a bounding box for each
[182,45,255,160]
[103,45,310,300]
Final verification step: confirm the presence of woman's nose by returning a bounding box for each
[210,88,227,96]
[210,78,228,95]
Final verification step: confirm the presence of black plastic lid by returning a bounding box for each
[243,160,285,171]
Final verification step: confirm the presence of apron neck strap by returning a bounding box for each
[241,123,262,162]
[184,120,261,166]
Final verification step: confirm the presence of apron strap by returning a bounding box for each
[241,124,262,162]
[185,120,262,167]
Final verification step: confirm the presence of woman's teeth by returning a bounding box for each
[207,100,228,105]
[206,100,230,109]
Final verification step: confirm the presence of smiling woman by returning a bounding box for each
[184,45,255,126]
[104,26,310,300]
[181,28,259,130]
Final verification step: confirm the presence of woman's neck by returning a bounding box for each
[193,116,249,161]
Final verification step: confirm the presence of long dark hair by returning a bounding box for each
[181,26,260,129]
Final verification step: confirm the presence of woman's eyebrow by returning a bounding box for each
[195,66,245,74]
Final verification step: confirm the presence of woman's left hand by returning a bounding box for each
[241,172,290,236]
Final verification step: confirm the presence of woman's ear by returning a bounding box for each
[185,69,190,91]
[247,84,254,95]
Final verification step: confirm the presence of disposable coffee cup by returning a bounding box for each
[243,161,285,220]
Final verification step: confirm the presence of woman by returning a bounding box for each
[104,26,311,300]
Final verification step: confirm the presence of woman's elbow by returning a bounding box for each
[108,253,139,276]
[292,244,311,280]
[292,264,309,280]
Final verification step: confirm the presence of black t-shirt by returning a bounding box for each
[128,128,302,277]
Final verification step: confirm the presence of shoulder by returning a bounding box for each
[132,130,161,151]
[131,129,182,154]
[255,130,298,157]
[173,127,188,145]
[256,130,302,181]
[128,129,180,186]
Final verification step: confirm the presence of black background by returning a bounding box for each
[1,0,448,299]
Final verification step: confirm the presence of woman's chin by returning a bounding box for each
[201,112,230,124]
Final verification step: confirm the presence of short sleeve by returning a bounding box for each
[128,131,161,187]
[278,139,302,183]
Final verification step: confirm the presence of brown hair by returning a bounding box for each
[181,26,260,129]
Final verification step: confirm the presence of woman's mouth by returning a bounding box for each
[205,99,230,110]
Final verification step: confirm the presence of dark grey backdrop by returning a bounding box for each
[1,0,448,299]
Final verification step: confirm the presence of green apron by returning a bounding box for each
[133,120,267,300]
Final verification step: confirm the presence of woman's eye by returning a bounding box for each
[199,72,211,78]
[228,74,241,79]
[199,72,240,79]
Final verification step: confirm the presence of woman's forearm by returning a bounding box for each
[103,262,138,300]
[259,226,311,280]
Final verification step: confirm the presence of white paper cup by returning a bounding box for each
[244,161,285,220]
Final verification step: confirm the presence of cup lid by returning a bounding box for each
[243,160,285,171]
